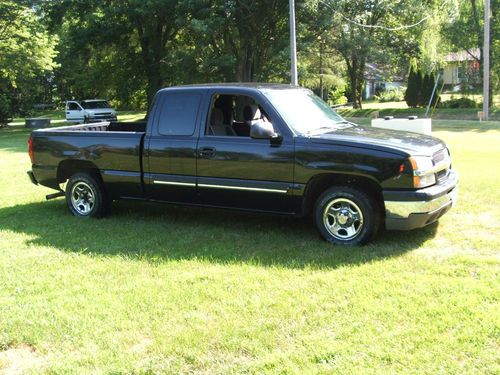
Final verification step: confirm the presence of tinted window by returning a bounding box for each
[68,102,80,110]
[158,93,201,136]
[81,100,110,109]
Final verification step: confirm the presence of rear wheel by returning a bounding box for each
[66,173,109,218]
[314,186,380,245]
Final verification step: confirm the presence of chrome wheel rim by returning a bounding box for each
[323,198,364,240]
[70,182,95,215]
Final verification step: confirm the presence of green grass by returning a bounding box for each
[0,121,499,373]
[338,106,500,121]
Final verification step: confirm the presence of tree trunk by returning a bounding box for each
[145,66,163,111]
[135,21,164,112]
[347,57,364,109]
[235,43,255,82]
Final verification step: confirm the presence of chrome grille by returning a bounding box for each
[433,148,448,164]
[436,169,449,183]
[433,148,451,184]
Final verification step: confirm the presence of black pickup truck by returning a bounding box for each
[27,84,458,245]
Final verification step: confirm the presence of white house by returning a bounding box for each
[442,48,481,86]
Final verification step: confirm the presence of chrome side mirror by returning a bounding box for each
[250,120,276,139]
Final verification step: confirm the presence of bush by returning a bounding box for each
[405,65,421,107]
[438,97,478,108]
[0,94,11,127]
[374,87,406,102]
[328,86,348,105]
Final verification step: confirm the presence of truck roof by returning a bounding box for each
[158,83,304,92]
[66,99,109,103]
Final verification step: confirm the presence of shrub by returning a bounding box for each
[374,87,406,102]
[438,97,478,108]
[405,65,420,107]
[328,86,348,105]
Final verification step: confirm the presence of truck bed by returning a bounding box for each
[44,121,147,133]
[30,121,147,196]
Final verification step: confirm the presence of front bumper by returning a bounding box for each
[384,170,458,230]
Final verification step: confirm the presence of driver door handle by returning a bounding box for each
[199,147,216,158]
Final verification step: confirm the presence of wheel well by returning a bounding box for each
[57,160,102,185]
[302,173,384,217]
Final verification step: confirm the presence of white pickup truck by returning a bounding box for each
[65,100,117,123]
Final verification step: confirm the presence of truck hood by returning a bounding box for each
[308,125,446,156]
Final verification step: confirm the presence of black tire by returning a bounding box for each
[65,173,109,218]
[313,186,380,245]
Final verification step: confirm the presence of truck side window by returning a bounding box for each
[68,102,80,110]
[206,94,271,137]
[158,93,201,136]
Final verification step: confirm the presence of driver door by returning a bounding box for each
[196,91,295,213]
[66,101,84,123]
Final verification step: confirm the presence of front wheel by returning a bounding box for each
[66,173,109,218]
[314,186,380,245]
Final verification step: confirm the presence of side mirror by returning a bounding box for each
[250,120,277,139]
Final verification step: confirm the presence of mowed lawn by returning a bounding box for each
[0,120,499,374]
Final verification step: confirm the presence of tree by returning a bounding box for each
[422,71,439,107]
[405,64,419,107]
[42,0,188,110]
[185,0,290,83]
[442,0,499,105]
[0,0,57,115]
[42,0,294,110]
[305,0,447,108]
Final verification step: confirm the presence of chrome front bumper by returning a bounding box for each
[385,187,458,219]
[384,171,458,230]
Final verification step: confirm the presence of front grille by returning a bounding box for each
[433,148,448,164]
[433,148,451,184]
[436,169,449,183]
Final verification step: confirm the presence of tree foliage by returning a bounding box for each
[405,64,419,108]
[0,0,57,116]
[405,65,439,108]
[442,0,499,104]
[301,0,441,109]
[1,0,487,116]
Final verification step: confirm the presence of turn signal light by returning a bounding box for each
[28,136,34,164]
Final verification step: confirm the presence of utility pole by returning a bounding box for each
[483,0,490,121]
[289,0,298,85]
[319,36,324,100]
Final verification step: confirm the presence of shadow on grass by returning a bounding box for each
[0,199,438,269]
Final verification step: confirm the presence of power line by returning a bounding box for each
[320,0,452,31]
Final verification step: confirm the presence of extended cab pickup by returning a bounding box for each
[28,84,458,245]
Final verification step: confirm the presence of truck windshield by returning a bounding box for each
[262,89,351,135]
[81,101,110,109]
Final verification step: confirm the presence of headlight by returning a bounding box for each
[409,156,436,188]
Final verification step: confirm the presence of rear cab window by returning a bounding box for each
[157,92,201,136]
